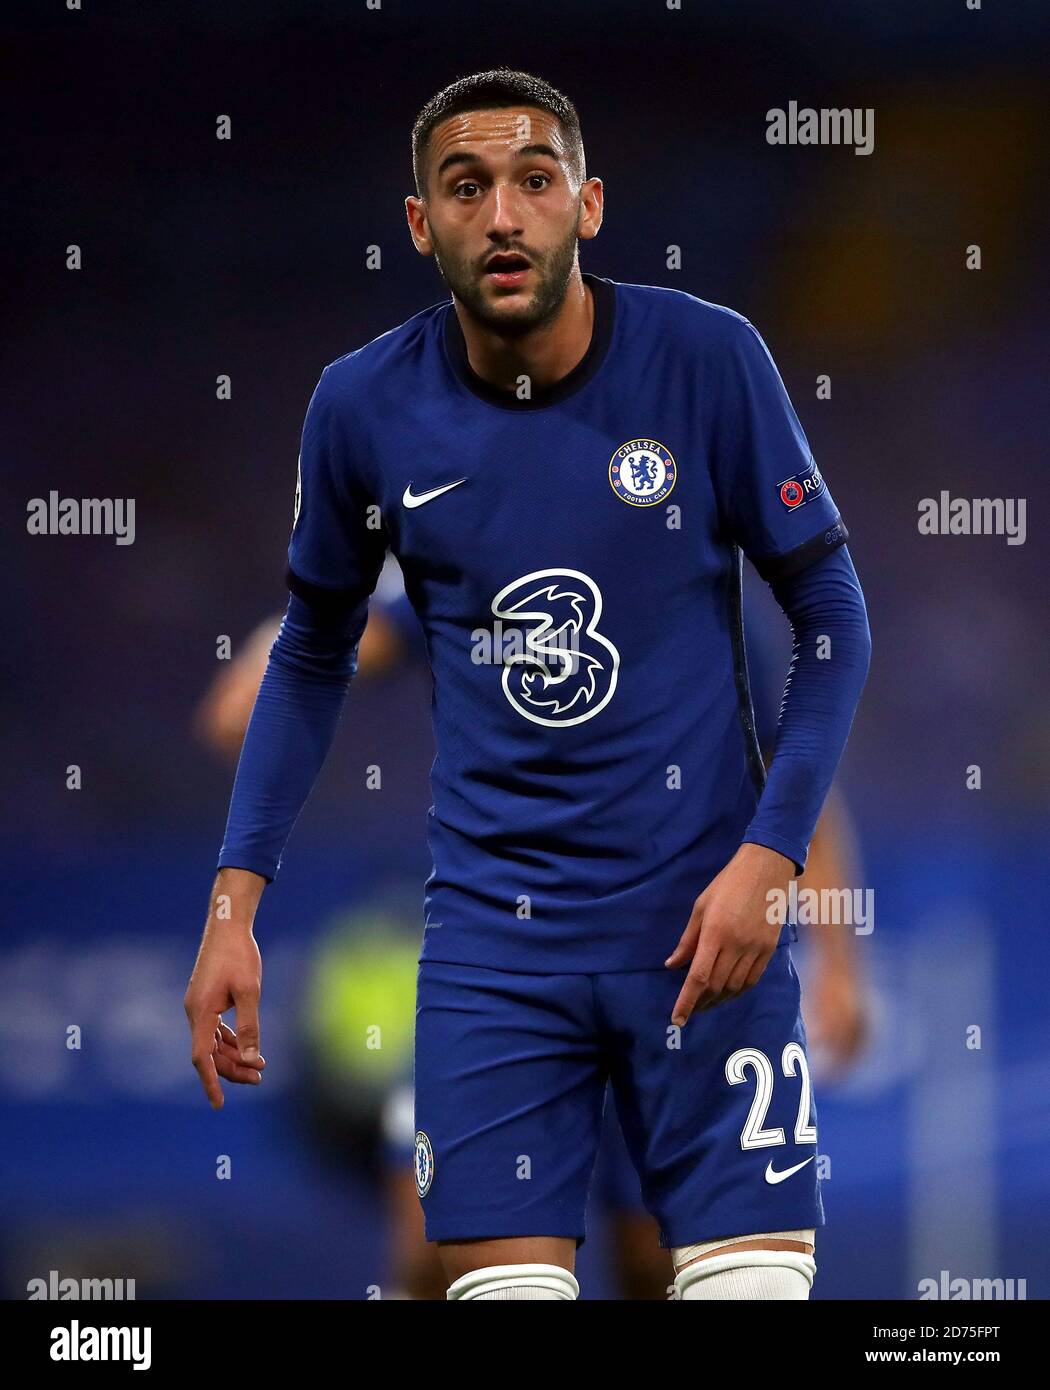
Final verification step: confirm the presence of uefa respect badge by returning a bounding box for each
[778,461,826,511]
[609,438,677,506]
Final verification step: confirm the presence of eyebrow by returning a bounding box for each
[435,142,565,180]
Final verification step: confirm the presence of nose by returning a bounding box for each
[485,183,525,244]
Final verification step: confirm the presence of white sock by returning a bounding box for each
[675,1248,815,1301]
[471,1285,564,1301]
[447,1263,579,1301]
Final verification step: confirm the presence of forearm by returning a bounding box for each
[217,590,368,881]
[742,547,871,873]
[203,866,267,929]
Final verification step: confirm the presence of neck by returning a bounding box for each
[453,270,594,395]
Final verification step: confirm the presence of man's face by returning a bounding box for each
[411,106,595,334]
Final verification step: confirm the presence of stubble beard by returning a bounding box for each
[430,216,581,338]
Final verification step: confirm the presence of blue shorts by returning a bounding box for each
[386,1069,646,1213]
[591,1098,646,1214]
[413,924,823,1247]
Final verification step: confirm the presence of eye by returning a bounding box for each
[525,172,551,190]
[453,180,482,199]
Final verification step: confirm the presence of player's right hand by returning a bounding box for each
[184,880,266,1109]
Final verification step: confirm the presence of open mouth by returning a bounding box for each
[484,253,532,287]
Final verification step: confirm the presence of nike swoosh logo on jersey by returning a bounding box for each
[764,1155,816,1185]
[402,478,468,508]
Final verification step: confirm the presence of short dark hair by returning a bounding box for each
[412,68,584,196]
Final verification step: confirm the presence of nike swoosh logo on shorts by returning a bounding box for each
[764,1155,816,1185]
[402,479,467,509]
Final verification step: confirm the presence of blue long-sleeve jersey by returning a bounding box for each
[220,275,870,971]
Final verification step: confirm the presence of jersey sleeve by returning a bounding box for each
[286,365,388,607]
[710,317,848,582]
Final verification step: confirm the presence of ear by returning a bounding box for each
[577,177,604,242]
[405,195,434,257]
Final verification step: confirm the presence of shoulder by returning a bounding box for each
[613,281,786,404]
[611,279,759,354]
[313,298,450,406]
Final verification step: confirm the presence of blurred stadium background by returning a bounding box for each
[4,0,1049,1298]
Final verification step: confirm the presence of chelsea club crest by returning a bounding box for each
[609,438,677,506]
[414,1130,434,1199]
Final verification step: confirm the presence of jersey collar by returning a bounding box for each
[442,273,616,411]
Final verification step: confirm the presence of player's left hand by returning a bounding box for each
[665,842,793,1024]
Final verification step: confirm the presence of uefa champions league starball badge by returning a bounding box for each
[609,439,677,506]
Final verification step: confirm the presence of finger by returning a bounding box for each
[664,911,702,968]
[744,950,773,992]
[216,1021,266,1069]
[215,1034,266,1072]
[708,949,774,1012]
[190,1012,224,1110]
[696,946,738,1009]
[700,950,757,1008]
[214,1052,264,1086]
[233,988,261,1065]
[672,944,722,1025]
